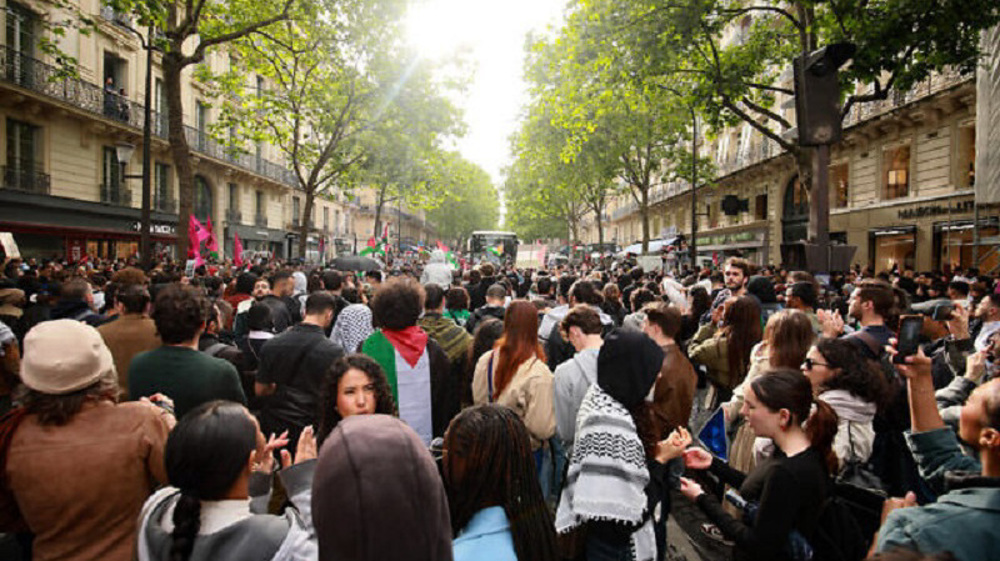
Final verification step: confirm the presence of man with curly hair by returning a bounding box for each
[128,284,245,418]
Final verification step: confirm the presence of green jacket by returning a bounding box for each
[688,323,736,391]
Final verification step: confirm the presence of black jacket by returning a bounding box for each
[466,305,506,335]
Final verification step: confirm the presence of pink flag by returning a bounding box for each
[205,217,219,253]
[234,233,244,267]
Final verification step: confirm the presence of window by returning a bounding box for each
[830,162,849,208]
[883,145,910,199]
[958,125,975,188]
[228,182,239,211]
[323,207,329,231]
[154,163,171,210]
[194,176,212,220]
[292,197,300,224]
[6,118,39,172]
[154,78,167,136]
[755,193,767,220]
[102,146,125,204]
[255,190,264,216]
[6,3,36,86]
[196,101,208,150]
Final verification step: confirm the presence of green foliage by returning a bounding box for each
[424,152,499,243]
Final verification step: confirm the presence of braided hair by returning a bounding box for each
[443,404,558,561]
[164,401,257,561]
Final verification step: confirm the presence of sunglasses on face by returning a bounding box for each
[802,357,831,370]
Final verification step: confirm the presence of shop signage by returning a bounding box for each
[898,200,974,220]
[697,230,765,246]
[129,221,177,236]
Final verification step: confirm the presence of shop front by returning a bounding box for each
[933,218,1000,272]
[227,223,286,261]
[0,189,177,261]
[869,226,917,273]
[696,226,770,267]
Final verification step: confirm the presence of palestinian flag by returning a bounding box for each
[360,236,385,257]
[436,241,459,268]
[487,243,504,257]
[362,331,433,444]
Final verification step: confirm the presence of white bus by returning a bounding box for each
[467,230,519,265]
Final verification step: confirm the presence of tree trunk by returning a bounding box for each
[640,186,650,253]
[299,188,314,259]
[597,212,604,246]
[164,53,193,263]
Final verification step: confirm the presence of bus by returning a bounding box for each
[467,230,519,265]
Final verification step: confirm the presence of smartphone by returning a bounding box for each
[894,315,924,364]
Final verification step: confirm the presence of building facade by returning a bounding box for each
[0,0,413,264]
[591,64,987,273]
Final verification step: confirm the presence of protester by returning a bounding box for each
[315,354,395,446]
[689,295,762,405]
[444,404,558,561]
[804,337,888,465]
[420,283,472,387]
[97,284,159,397]
[136,400,317,561]
[50,277,101,326]
[555,329,690,561]
[313,415,453,561]
[444,286,471,328]
[642,302,697,437]
[472,300,555,452]
[129,284,246,418]
[329,302,373,353]
[1,320,172,561]
[465,317,503,407]
[256,292,343,450]
[680,368,838,561]
[421,250,454,287]
[361,278,457,445]
[553,305,603,452]
[466,283,507,335]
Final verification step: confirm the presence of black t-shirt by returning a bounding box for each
[257,324,343,435]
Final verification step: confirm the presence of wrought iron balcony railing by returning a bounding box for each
[254,213,268,227]
[226,209,243,223]
[1,166,50,195]
[0,45,298,188]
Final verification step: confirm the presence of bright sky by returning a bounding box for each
[405,0,566,185]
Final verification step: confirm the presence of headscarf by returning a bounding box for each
[330,304,373,353]
[292,271,308,296]
[596,328,664,409]
[313,414,453,561]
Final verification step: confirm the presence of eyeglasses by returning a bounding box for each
[802,357,831,370]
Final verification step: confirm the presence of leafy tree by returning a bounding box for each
[105,0,299,260]
[424,152,499,247]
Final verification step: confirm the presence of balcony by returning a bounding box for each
[153,196,177,213]
[101,184,132,207]
[0,45,299,189]
[100,6,133,28]
[1,166,50,195]
[254,213,268,227]
[226,209,243,224]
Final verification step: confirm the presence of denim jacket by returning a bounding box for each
[877,428,1000,561]
[453,506,517,561]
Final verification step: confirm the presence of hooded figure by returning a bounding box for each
[555,329,664,561]
[313,414,453,561]
[747,275,782,324]
[421,249,454,288]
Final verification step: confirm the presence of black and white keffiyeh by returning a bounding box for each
[555,383,655,561]
[330,304,373,353]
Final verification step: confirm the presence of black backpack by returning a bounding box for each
[811,484,873,561]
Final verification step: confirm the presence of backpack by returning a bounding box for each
[811,489,870,561]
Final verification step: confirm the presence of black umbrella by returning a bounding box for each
[331,255,381,272]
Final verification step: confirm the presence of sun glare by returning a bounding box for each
[405,0,480,60]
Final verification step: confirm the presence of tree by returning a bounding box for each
[108,0,299,261]
[571,0,1000,242]
[208,0,461,257]
[424,152,499,247]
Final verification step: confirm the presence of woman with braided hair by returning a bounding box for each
[444,404,558,561]
[136,400,318,561]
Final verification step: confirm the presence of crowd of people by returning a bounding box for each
[0,249,997,561]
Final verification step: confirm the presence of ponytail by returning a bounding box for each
[808,398,840,473]
[169,492,201,561]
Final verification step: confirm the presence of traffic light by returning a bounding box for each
[793,42,856,146]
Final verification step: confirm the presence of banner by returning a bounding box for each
[234,233,244,267]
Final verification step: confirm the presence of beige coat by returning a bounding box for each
[473,350,556,449]
[98,314,161,396]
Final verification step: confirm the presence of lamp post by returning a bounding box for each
[115,24,156,270]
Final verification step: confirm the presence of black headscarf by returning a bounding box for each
[747,275,778,304]
[597,328,664,409]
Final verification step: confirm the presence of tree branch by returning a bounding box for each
[740,96,791,129]
[719,6,802,30]
[743,81,794,96]
[721,97,796,153]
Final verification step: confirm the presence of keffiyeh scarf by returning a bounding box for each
[555,384,656,561]
[331,304,373,353]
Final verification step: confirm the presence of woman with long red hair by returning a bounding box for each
[472,300,555,451]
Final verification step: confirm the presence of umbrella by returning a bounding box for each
[331,255,381,272]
